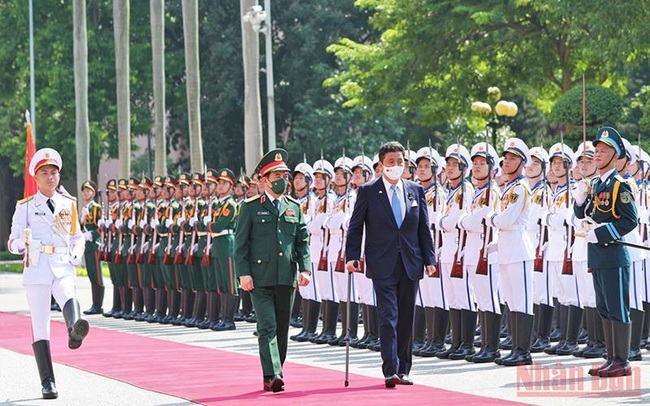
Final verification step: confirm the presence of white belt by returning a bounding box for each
[500,226,524,231]
[197,231,208,237]
[211,230,234,237]
[328,229,343,235]
[40,245,68,254]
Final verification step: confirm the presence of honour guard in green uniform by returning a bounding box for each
[207,168,240,331]
[172,173,195,325]
[183,173,207,327]
[235,149,311,393]
[81,180,104,315]
[113,179,132,318]
[134,177,156,321]
[575,127,638,377]
[123,177,144,320]
[146,175,167,322]
[158,176,183,324]
[101,179,122,317]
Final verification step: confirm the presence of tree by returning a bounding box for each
[150,0,166,176]
[113,0,130,178]
[73,0,90,194]
[182,0,203,172]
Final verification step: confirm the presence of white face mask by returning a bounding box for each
[383,165,404,181]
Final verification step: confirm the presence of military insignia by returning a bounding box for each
[534,195,542,204]
[479,197,486,206]
[275,153,282,161]
[510,193,519,203]
[455,194,461,204]
[257,211,270,215]
[510,141,515,146]
[602,130,609,138]
[286,209,296,216]
[222,207,231,217]
[621,191,631,204]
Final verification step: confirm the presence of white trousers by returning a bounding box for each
[25,276,76,342]
[467,262,501,314]
[533,260,554,306]
[499,261,533,315]
[630,260,645,311]
[298,261,321,301]
[574,260,595,308]
[356,272,375,305]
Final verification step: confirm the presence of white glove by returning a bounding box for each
[139,219,147,228]
[572,180,589,205]
[189,216,198,227]
[70,255,83,266]
[83,231,93,241]
[483,211,496,226]
[176,217,184,227]
[203,217,210,226]
[165,218,173,228]
[98,218,105,227]
[150,218,160,228]
[192,243,198,253]
[127,219,135,229]
[115,219,123,228]
[581,218,596,232]
[106,219,114,228]
[585,229,598,244]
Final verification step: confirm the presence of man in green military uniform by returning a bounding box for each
[235,149,311,393]
[574,127,638,378]
[81,180,104,314]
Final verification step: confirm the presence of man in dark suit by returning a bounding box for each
[346,141,436,388]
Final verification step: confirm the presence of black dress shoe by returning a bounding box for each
[263,375,285,392]
[530,337,550,353]
[582,342,606,358]
[501,348,532,367]
[398,373,413,385]
[68,319,90,350]
[41,377,58,399]
[83,306,103,315]
[384,374,400,388]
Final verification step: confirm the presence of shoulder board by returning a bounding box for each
[60,193,77,201]
[285,195,299,205]
[18,195,34,204]
[171,201,180,209]
[245,195,261,203]
[614,175,626,183]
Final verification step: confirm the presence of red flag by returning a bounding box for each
[24,110,37,198]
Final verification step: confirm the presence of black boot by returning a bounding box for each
[313,301,339,344]
[214,294,238,331]
[290,290,303,328]
[642,302,650,349]
[62,299,90,350]
[545,304,568,354]
[295,300,321,342]
[582,307,606,358]
[628,308,644,361]
[32,340,58,399]
[163,290,181,324]
[416,307,435,356]
[358,304,379,349]
[201,291,219,329]
[419,307,447,356]
[449,309,477,360]
[339,302,359,346]
[495,307,518,365]
[142,287,156,321]
[103,287,121,318]
[437,309,461,359]
[466,311,486,362]
[411,305,426,351]
[328,302,348,346]
[473,311,502,363]
[556,305,584,355]
[291,299,311,341]
[172,290,188,326]
[84,285,105,315]
[149,289,167,323]
[501,312,533,366]
[599,320,632,377]
[352,304,370,349]
[530,304,553,352]
[589,318,614,376]
[188,291,206,328]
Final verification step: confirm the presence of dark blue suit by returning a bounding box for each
[346,177,435,377]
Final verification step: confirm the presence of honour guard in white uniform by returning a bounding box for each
[634,146,650,351]
[309,159,336,343]
[570,141,607,358]
[8,148,89,399]
[460,142,502,363]
[486,138,535,366]
[437,144,474,359]
[413,146,448,357]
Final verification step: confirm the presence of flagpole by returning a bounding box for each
[29,0,36,140]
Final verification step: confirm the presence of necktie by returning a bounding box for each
[47,198,55,213]
[390,185,402,227]
[274,199,280,212]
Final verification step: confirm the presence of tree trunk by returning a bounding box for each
[182,0,203,172]
[150,0,166,177]
[114,0,131,178]
[73,0,90,194]
[241,0,263,174]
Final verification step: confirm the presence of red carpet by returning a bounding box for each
[0,312,522,405]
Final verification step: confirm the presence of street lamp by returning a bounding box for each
[471,86,518,147]
[243,2,276,151]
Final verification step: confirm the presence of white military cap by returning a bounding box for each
[527,146,550,175]
[502,137,531,164]
[406,150,417,166]
[445,143,472,171]
[29,148,62,176]
[351,155,373,173]
[548,143,575,166]
[633,145,649,169]
[470,142,499,167]
[334,157,354,173]
[621,138,636,164]
[313,159,334,178]
[293,162,314,180]
[575,141,595,160]
[372,154,380,169]
[415,146,443,174]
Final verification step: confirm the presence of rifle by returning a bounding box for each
[163,205,174,265]
[136,200,149,265]
[451,142,466,278]
[148,198,160,265]
[560,133,574,275]
[174,199,187,265]
[201,186,213,267]
[428,139,441,278]
[126,199,137,265]
[104,201,114,262]
[185,195,197,266]
[476,132,492,275]
[335,149,348,273]
[114,201,125,265]
[534,158,548,273]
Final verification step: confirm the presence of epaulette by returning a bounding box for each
[60,192,77,201]
[285,195,299,205]
[615,175,626,184]
[245,194,261,203]
[18,195,34,204]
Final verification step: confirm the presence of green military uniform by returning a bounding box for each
[234,149,311,391]
[575,127,638,378]
[102,179,123,317]
[158,176,183,324]
[81,180,104,315]
[123,177,144,320]
[172,173,196,325]
[208,168,240,331]
[113,179,133,318]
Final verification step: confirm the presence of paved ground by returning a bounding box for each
[0,271,648,405]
